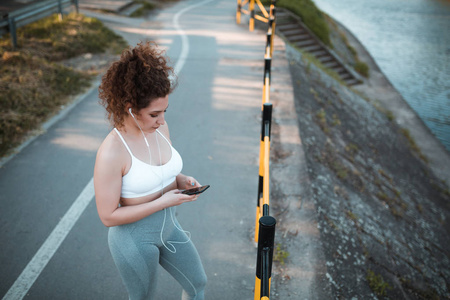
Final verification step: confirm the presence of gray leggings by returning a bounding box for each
[108,207,207,300]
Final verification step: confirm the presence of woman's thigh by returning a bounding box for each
[159,229,207,299]
[108,223,161,299]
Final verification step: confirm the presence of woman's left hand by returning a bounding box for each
[183,176,201,190]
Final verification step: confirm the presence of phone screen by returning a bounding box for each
[181,185,210,195]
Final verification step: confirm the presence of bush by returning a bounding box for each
[354,61,369,78]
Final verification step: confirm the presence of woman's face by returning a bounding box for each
[134,95,169,133]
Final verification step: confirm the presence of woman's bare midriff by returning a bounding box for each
[120,180,178,206]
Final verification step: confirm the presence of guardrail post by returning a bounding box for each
[263,56,272,89]
[8,17,18,49]
[269,0,277,19]
[73,0,79,14]
[255,103,272,242]
[254,215,276,300]
[57,0,63,20]
[249,0,255,31]
[236,0,242,24]
[269,1,277,57]
[262,103,272,218]
[255,153,263,242]
[262,104,272,147]
[265,31,272,58]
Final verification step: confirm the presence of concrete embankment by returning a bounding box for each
[268,20,450,299]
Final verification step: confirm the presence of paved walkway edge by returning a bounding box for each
[0,78,101,168]
[269,33,332,299]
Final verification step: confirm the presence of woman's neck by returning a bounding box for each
[121,116,150,138]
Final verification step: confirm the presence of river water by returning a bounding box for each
[312,0,450,151]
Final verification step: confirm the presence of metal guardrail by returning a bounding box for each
[255,215,276,300]
[0,0,79,48]
[237,0,271,31]
[239,1,278,299]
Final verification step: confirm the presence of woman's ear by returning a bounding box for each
[125,104,133,115]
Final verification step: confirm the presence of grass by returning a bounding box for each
[331,113,341,126]
[14,13,126,60]
[354,61,369,78]
[366,269,392,297]
[273,243,289,265]
[385,110,395,122]
[370,100,397,122]
[315,108,329,134]
[0,53,91,152]
[376,191,407,218]
[378,169,393,184]
[277,0,331,46]
[263,0,369,80]
[323,14,370,78]
[0,13,128,157]
[299,49,344,84]
[332,161,348,179]
[346,210,358,222]
[262,0,331,46]
[130,1,157,17]
[400,128,428,163]
[345,143,359,155]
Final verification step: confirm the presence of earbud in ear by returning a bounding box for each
[128,108,134,117]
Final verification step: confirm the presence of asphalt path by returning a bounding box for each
[0,0,42,15]
[0,0,271,299]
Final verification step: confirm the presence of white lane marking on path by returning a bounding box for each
[3,1,213,299]
[173,0,214,75]
[3,179,94,300]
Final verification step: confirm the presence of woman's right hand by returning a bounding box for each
[159,189,198,208]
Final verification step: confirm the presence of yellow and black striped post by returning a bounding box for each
[265,31,272,58]
[255,103,273,242]
[236,0,275,32]
[254,215,276,300]
[236,0,242,24]
[249,0,255,31]
[254,0,269,23]
[262,55,272,105]
[261,103,272,216]
[269,0,277,57]
[237,0,250,24]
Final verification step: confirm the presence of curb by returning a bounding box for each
[0,78,101,168]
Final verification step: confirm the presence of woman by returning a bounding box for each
[94,41,207,300]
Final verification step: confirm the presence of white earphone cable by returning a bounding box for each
[129,108,191,253]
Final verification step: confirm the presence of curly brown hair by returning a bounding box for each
[99,41,176,128]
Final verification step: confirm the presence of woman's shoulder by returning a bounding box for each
[94,130,128,187]
[96,129,129,164]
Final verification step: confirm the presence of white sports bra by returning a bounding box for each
[114,128,183,198]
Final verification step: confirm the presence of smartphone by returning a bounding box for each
[181,185,210,195]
